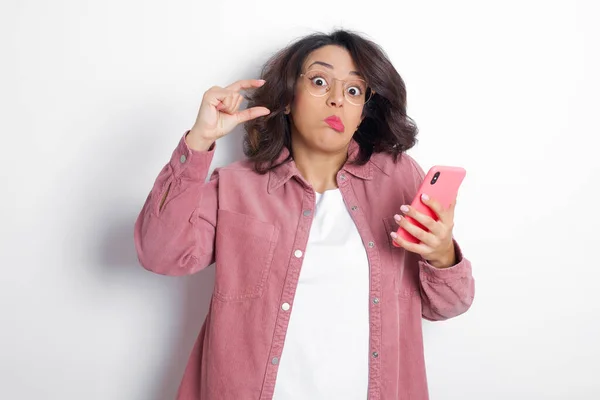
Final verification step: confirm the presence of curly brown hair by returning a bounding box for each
[243,29,418,174]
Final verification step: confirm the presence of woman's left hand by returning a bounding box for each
[390,193,457,269]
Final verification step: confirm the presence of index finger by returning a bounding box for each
[225,79,266,92]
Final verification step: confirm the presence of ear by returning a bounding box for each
[284,105,291,114]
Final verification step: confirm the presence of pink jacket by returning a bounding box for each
[134,131,475,400]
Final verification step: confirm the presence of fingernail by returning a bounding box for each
[390,232,398,239]
[394,214,402,222]
[400,205,409,213]
[421,193,429,201]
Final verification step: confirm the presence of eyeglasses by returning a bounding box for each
[299,69,374,106]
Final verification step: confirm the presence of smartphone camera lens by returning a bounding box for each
[430,172,440,185]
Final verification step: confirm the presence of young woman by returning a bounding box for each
[135,29,475,400]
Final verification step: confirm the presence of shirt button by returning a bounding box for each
[303,210,312,216]
[368,241,375,248]
[180,154,187,163]
[372,352,379,358]
[351,206,358,211]
[340,173,346,180]
[294,250,303,258]
[281,303,290,311]
[272,357,279,365]
[373,297,379,304]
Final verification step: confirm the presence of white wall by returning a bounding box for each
[2,0,599,399]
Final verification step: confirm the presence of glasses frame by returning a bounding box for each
[299,69,375,106]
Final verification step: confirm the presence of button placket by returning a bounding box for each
[338,183,383,396]
[265,189,315,394]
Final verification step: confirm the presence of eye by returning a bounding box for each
[346,86,363,97]
[309,75,329,87]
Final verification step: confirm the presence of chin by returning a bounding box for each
[313,131,352,152]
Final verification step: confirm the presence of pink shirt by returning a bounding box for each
[134,131,475,400]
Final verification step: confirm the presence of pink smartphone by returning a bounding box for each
[393,165,466,246]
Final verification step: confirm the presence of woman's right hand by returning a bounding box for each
[186,79,271,151]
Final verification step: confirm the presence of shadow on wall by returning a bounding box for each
[152,272,215,400]
[146,127,246,399]
[94,92,250,399]
[100,212,214,399]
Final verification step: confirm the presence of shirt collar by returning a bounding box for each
[267,139,393,193]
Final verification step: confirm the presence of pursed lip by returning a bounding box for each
[324,115,345,132]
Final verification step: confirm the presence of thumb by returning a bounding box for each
[235,106,271,124]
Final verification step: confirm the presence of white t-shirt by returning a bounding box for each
[272,188,370,400]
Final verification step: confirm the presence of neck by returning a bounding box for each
[291,135,349,194]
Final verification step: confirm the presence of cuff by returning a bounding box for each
[169,130,216,181]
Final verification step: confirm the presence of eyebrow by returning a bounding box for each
[307,61,362,77]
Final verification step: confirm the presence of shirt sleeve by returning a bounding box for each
[134,131,219,276]
[418,239,475,321]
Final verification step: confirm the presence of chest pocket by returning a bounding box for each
[382,217,420,298]
[214,209,279,302]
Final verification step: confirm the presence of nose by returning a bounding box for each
[326,80,344,107]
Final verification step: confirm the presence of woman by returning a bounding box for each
[135,29,475,400]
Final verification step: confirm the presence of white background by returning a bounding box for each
[2,0,599,399]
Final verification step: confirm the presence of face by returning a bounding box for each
[288,45,367,154]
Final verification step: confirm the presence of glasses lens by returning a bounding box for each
[303,70,330,97]
[344,79,370,106]
[302,69,372,106]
